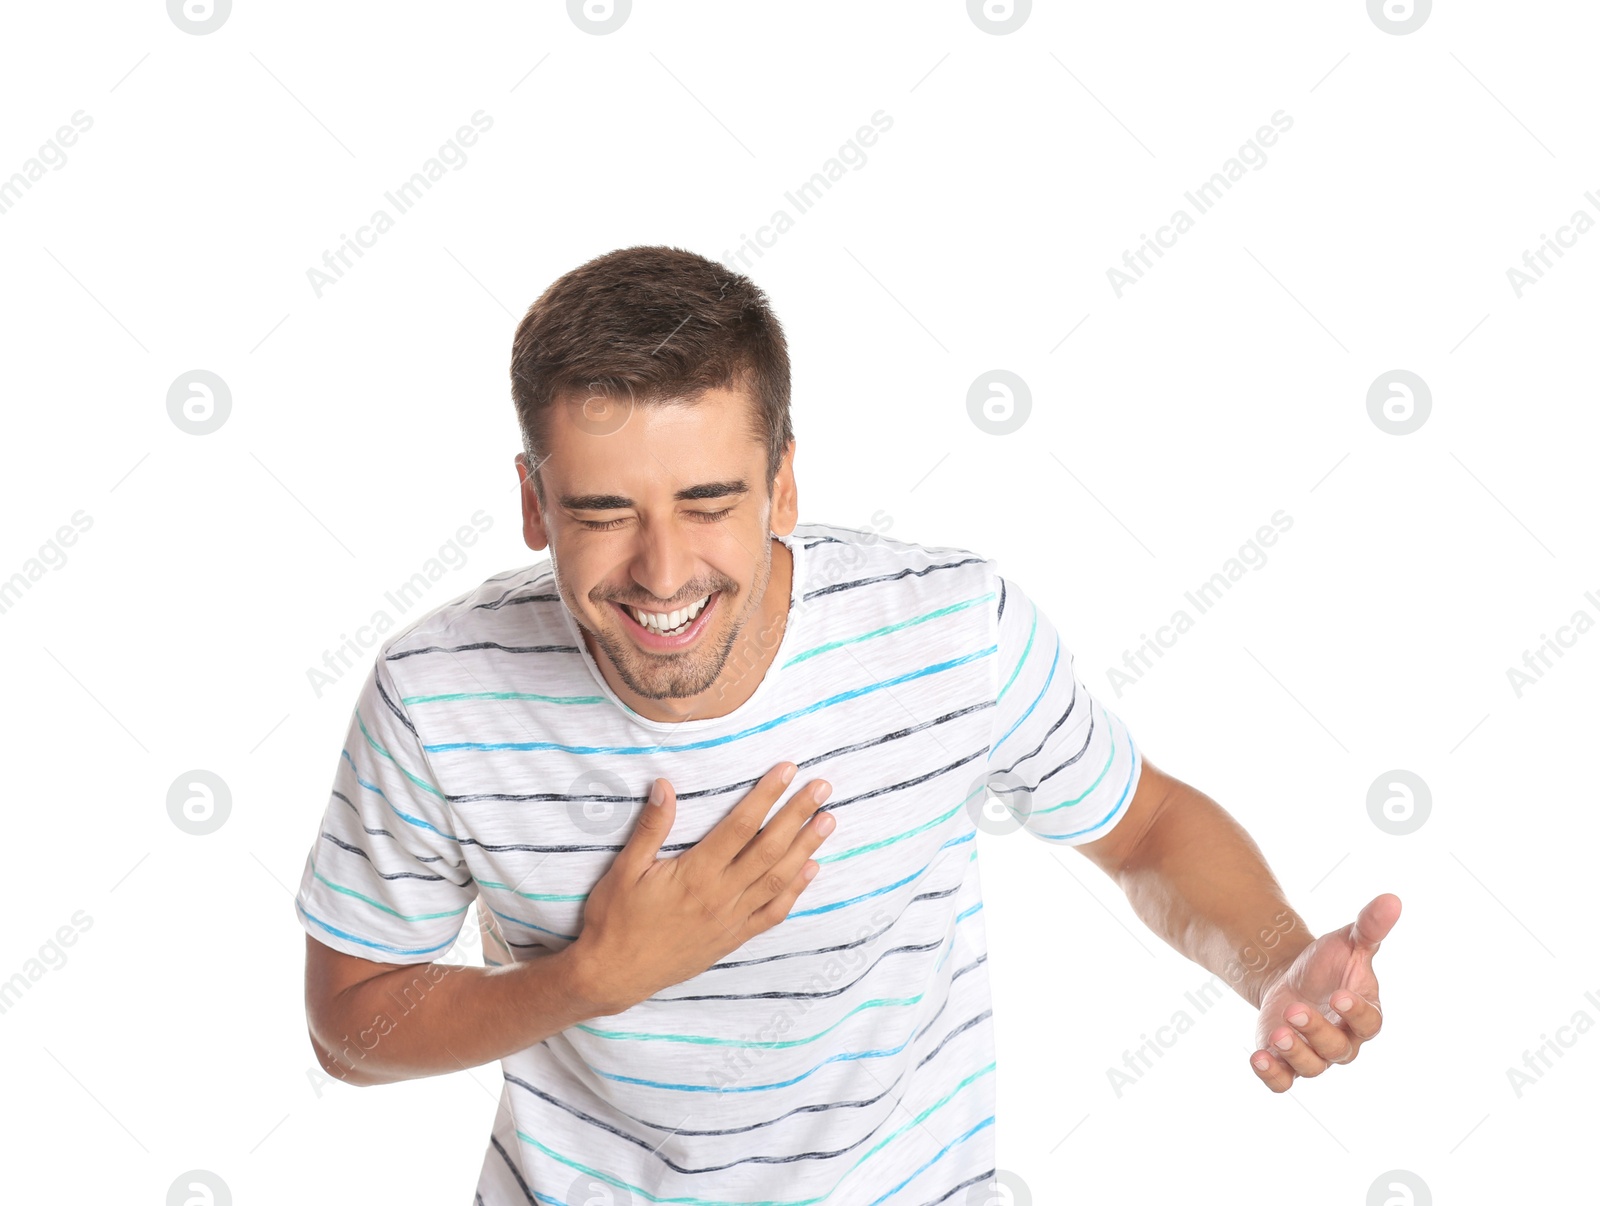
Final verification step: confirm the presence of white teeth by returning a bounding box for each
[628,593,710,633]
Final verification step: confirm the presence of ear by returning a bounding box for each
[769,439,798,536]
[515,452,550,551]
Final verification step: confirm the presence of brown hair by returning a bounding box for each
[510,245,793,501]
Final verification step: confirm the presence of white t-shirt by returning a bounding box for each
[294,522,1143,1204]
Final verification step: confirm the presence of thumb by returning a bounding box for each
[1347,892,1402,952]
[617,777,675,876]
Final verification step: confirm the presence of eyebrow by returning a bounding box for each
[559,480,750,511]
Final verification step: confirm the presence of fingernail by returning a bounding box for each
[648,780,663,807]
[1274,1035,1294,1051]
[1287,1010,1309,1027]
[815,782,832,802]
[1253,1056,1271,1071]
[780,764,796,784]
[1333,994,1353,1011]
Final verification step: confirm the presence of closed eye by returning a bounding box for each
[577,507,735,532]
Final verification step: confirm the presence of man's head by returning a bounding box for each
[509,246,798,712]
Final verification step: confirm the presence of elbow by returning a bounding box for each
[307,1023,383,1089]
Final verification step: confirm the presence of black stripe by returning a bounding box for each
[387,640,579,661]
[995,576,1007,624]
[318,832,452,883]
[502,994,990,1163]
[991,656,1080,780]
[913,1168,1000,1206]
[330,789,468,872]
[373,665,418,738]
[453,747,985,857]
[800,556,986,604]
[446,700,995,807]
[656,935,946,1003]
[473,591,560,611]
[488,1134,537,1204]
[709,879,963,973]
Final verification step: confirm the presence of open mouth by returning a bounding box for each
[612,590,720,647]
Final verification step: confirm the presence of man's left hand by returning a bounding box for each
[1249,893,1401,1092]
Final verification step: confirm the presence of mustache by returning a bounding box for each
[602,585,730,609]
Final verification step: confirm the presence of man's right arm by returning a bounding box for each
[304,765,836,1086]
[304,933,613,1086]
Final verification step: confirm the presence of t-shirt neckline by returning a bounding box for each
[557,529,808,732]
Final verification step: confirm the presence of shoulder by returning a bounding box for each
[374,558,566,672]
[790,519,999,613]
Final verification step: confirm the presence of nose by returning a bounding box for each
[628,516,697,604]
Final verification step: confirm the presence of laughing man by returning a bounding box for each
[296,244,1401,1204]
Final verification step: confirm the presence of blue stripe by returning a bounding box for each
[341,749,461,842]
[484,904,578,943]
[1033,727,1141,842]
[788,829,975,918]
[992,634,1059,758]
[865,1115,996,1206]
[421,646,998,756]
[296,899,457,957]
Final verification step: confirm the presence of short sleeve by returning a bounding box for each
[293,653,477,963]
[984,568,1143,844]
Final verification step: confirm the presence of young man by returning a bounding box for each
[296,245,1400,1203]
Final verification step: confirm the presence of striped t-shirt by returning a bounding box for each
[294,521,1143,1205]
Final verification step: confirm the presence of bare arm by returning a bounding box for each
[1076,759,1314,1009]
[305,763,835,1086]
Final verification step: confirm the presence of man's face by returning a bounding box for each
[517,385,797,712]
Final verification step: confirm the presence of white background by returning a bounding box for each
[1,1,1595,1202]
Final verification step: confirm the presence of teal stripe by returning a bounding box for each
[1029,710,1117,818]
[780,592,996,668]
[576,990,927,1048]
[513,1060,996,1206]
[355,708,446,800]
[424,645,997,756]
[814,796,971,865]
[308,852,469,924]
[996,598,1037,705]
[401,690,607,706]
[476,878,588,904]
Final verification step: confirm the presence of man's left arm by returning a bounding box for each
[1077,759,1401,1093]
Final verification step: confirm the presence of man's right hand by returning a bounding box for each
[569,762,835,1016]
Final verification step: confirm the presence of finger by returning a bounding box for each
[615,777,677,878]
[693,763,798,867]
[1250,1049,1294,1093]
[737,795,836,913]
[726,776,833,884]
[1267,1021,1330,1078]
[1348,892,1402,952]
[745,857,823,932]
[1282,1001,1355,1064]
[1330,989,1383,1042]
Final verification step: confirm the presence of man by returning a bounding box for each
[297,245,1400,1203]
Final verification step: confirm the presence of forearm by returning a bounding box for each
[1112,778,1313,1009]
[311,943,606,1087]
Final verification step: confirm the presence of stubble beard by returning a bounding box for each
[561,536,775,703]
